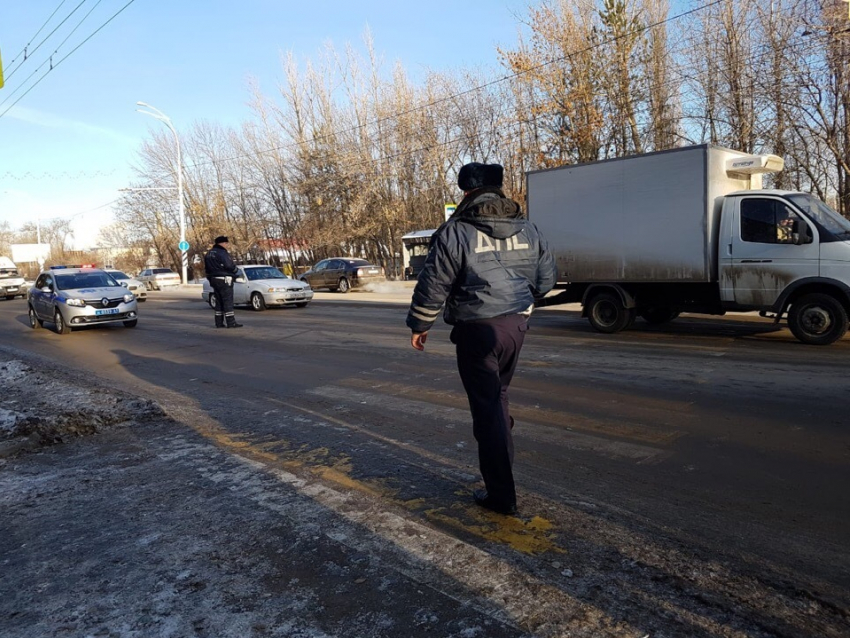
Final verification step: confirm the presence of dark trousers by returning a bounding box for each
[209,277,236,326]
[451,314,528,508]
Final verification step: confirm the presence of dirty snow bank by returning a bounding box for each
[0,358,165,451]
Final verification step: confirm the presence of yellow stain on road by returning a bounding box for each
[426,508,565,556]
[186,403,566,556]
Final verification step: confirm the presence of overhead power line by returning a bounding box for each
[4,0,69,68]
[0,0,136,120]
[3,0,88,83]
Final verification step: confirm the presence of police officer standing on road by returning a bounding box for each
[406,162,556,515]
[204,236,243,329]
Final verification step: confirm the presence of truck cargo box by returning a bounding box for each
[527,145,753,283]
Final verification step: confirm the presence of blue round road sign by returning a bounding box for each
[178,241,190,251]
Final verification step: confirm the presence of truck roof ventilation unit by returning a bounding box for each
[725,154,784,177]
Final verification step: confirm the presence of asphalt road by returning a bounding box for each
[1,287,848,637]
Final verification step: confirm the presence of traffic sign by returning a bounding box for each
[178,241,190,251]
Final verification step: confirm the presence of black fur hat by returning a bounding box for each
[214,235,229,244]
[457,162,503,192]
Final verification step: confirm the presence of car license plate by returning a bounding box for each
[95,308,119,316]
[8,287,17,292]
[367,269,379,274]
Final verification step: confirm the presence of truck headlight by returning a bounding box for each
[66,298,86,307]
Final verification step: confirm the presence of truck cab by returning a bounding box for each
[719,190,850,344]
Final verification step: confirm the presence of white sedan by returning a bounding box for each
[104,269,148,302]
[202,264,314,311]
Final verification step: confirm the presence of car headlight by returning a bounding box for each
[123,293,134,303]
[66,298,86,307]
[265,287,284,293]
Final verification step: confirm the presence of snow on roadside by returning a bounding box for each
[0,357,165,451]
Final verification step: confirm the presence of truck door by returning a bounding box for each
[723,196,819,308]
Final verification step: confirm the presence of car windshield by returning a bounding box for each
[109,271,129,280]
[245,267,287,281]
[785,193,850,238]
[55,272,119,290]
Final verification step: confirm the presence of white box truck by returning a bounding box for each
[528,144,850,345]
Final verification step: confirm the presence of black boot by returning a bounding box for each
[473,489,517,515]
[226,322,243,328]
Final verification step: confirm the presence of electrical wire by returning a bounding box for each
[3,0,69,68]
[3,0,88,82]
[0,0,136,119]
[0,0,106,111]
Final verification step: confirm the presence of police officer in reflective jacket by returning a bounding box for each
[407,162,556,515]
[204,236,243,329]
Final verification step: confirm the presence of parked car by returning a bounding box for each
[104,269,147,302]
[27,266,138,335]
[136,267,181,291]
[299,258,385,293]
[202,264,314,311]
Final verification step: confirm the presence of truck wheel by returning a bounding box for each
[788,293,848,345]
[587,292,636,334]
[639,307,680,325]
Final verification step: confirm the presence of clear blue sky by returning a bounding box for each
[0,0,529,249]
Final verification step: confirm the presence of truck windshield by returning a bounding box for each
[785,194,850,238]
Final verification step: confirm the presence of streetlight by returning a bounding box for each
[136,101,187,285]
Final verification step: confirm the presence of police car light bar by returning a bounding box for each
[49,264,96,270]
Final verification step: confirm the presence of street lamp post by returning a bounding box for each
[136,101,187,285]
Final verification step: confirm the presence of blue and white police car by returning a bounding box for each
[27,265,139,335]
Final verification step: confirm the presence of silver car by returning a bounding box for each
[137,267,181,290]
[27,266,139,335]
[202,264,314,311]
[104,269,147,302]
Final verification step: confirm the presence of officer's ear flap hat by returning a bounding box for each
[458,162,504,192]
[214,235,229,244]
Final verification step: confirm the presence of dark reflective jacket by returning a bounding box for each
[406,188,556,333]
[204,244,238,278]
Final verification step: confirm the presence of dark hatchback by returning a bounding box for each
[299,258,385,293]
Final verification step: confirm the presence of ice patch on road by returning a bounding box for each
[0,359,31,381]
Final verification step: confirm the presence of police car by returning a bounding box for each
[27,265,139,335]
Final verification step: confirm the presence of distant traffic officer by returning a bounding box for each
[204,236,243,329]
[406,162,556,515]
